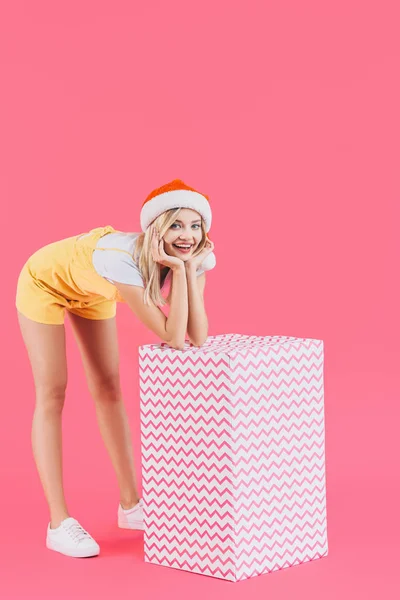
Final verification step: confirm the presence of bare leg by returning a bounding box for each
[17,311,70,528]
[67,312,140,509]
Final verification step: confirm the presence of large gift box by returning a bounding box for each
[139,333,328,581]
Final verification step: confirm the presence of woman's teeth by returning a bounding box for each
[173,244,192,253]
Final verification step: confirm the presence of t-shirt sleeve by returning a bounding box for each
[96,250,145,287]
[197,251,216,276]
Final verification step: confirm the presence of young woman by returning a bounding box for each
[15,179,216,558]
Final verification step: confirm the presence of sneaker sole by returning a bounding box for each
[46,537,100,558]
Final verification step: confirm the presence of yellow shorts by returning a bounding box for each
[16,226,119,325]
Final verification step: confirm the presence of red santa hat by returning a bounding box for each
[140,179,212,233]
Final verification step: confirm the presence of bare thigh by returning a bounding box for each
[67,313,121,397]
[17,311,68,403]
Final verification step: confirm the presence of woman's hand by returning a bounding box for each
[151,225,185,269]
[185,238,215,271]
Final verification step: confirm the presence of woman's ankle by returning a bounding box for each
[50,511,70,529]
[120,497,140,510]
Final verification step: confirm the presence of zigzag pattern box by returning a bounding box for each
[139,333,328,582]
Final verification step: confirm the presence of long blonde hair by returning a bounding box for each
[133,207,209,307]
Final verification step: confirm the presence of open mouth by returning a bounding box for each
[173,244,193,253]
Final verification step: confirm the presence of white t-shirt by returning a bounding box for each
[81,231,213,286]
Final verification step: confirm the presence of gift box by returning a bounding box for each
[139,333,328,581]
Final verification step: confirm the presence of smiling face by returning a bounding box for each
[162,208,203,259]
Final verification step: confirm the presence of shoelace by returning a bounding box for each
[63,522,91,543]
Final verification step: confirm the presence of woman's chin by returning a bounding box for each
[169,249,193,259]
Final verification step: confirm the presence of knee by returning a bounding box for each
[88,374,121,402]
[35,383,67,412]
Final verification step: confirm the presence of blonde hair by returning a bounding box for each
[133,207,209,307]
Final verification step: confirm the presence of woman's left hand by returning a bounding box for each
[185,238,215,271]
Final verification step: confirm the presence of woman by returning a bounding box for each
[15,179,216,558]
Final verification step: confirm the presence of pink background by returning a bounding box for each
[1,1,399,598]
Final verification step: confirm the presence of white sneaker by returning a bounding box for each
[46,517,100,558]
[118,498,144,530]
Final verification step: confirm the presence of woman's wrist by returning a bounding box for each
[184,261,198,273]
[171,263,186,273]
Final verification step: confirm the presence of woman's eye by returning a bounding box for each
[171,223,200,229]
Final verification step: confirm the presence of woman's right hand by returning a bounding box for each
[151,225,185,270]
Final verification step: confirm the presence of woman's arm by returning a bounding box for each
[165,263,188,349]
[185,265,208,346]
[165,267,208,346]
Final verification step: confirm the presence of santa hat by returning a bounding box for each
[140,179,212,233]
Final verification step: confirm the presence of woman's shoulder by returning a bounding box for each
[95,231,141,253]
[92,231,145,286]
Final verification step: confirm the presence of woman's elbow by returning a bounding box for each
[165,336,185,350]
[188,336,207,348]
[170,341,185,350]
[165,335,207,350]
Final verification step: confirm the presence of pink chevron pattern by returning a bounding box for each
[139,333,328,581]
